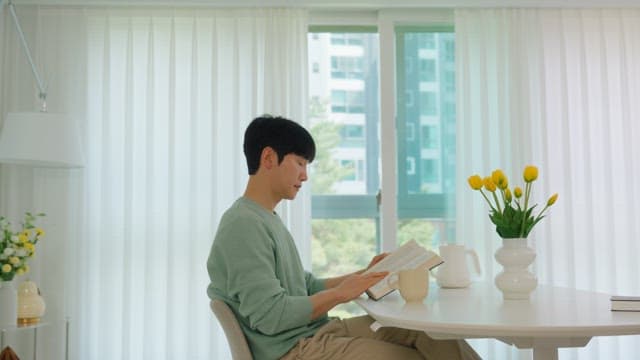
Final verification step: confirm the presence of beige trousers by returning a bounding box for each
[281,316,481,360]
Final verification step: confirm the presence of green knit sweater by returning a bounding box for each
[207,197,329,360]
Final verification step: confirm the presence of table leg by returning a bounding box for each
[533,346,558,360]
[65,318,70,360]
[33,327,38,360]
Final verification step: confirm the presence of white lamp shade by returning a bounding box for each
[0,112,84,168]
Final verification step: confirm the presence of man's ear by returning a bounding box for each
[260,147,278,170]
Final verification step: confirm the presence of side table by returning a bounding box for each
[0,318,69,360]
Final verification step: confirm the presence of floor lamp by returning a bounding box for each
[0,0,84,168]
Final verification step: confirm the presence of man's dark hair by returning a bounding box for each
[243,115,316,175]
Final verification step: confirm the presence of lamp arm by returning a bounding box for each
[8,0,47,111]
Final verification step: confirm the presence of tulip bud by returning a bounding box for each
[468,175,483,190]
[547,193,558,206]
[492,169,509,189]
[483,177,497,192]
[523,166,538,183]
[514,187,523,198]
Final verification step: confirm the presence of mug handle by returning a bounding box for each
[466,249,482,275]
[386,272,400,289]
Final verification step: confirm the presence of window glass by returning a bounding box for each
[308,31,380,318]
[397,29,456,248]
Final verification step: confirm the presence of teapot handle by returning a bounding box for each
[466,249,482,275]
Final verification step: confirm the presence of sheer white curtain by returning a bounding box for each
[1,6,309,360]
[456,8,640,359]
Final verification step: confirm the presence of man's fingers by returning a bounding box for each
[366,271,388,278]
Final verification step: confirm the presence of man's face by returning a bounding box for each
[273,153,309,200]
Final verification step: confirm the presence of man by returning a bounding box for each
[207,115,480,360]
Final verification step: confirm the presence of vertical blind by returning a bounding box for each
[456,8,640,359]
[1,7,309,360]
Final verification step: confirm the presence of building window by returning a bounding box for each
[331,90,365,113]
[421,159,440,183]
[420,125,439,149]
[420,91,438,115]
[419,59,436,82]
[407,157,416,175]
[331,56,364,79]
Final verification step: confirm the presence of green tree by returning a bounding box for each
[309,97,352,194]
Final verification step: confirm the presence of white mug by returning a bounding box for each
[387,267,429,302]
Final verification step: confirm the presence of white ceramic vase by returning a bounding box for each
[0,280,17,327]
[494,238,538,300]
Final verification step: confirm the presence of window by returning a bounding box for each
[419,59,436,82]
[331,56,364,79]
[420,91,438,115]
[396,28,456,248]
[331,90,365,113]
[420,125,439,149]
[330,33,365,46]
[308,29,379,318]
[308,24,456,316]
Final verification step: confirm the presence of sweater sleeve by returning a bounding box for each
[304,271,326,295]
[214,216,314,335]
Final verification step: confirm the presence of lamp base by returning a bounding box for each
[17,316,41,326]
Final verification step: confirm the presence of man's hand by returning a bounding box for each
[365,252,390,272]
[311,263,390,320]
[333,271,388,302]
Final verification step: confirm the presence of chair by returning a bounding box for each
[210,299,254,360]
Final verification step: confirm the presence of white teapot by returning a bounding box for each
[432,244,481,288]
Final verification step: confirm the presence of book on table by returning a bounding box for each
[363,240,444,300]
[610,295,640,312]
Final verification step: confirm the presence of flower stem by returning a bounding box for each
[519,182,531,237]
[480,190,497,213]
[492,191,502,214]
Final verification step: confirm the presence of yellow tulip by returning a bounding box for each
[514,187,523,198]
[505,188,512,202]
[547,193,558,206]
[483,177,497,192]
[468,175,483,190]
[523,166,538,183]
[491,169,509,189]
[24,243,35,252]
[9,256,19,265]
[1,264,11,273]
[18,234,28,243]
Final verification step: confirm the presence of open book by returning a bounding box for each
[363,240,444,300]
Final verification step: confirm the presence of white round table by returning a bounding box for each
[355,282,640,359]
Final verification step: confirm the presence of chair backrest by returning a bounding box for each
[210,299,254,360]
